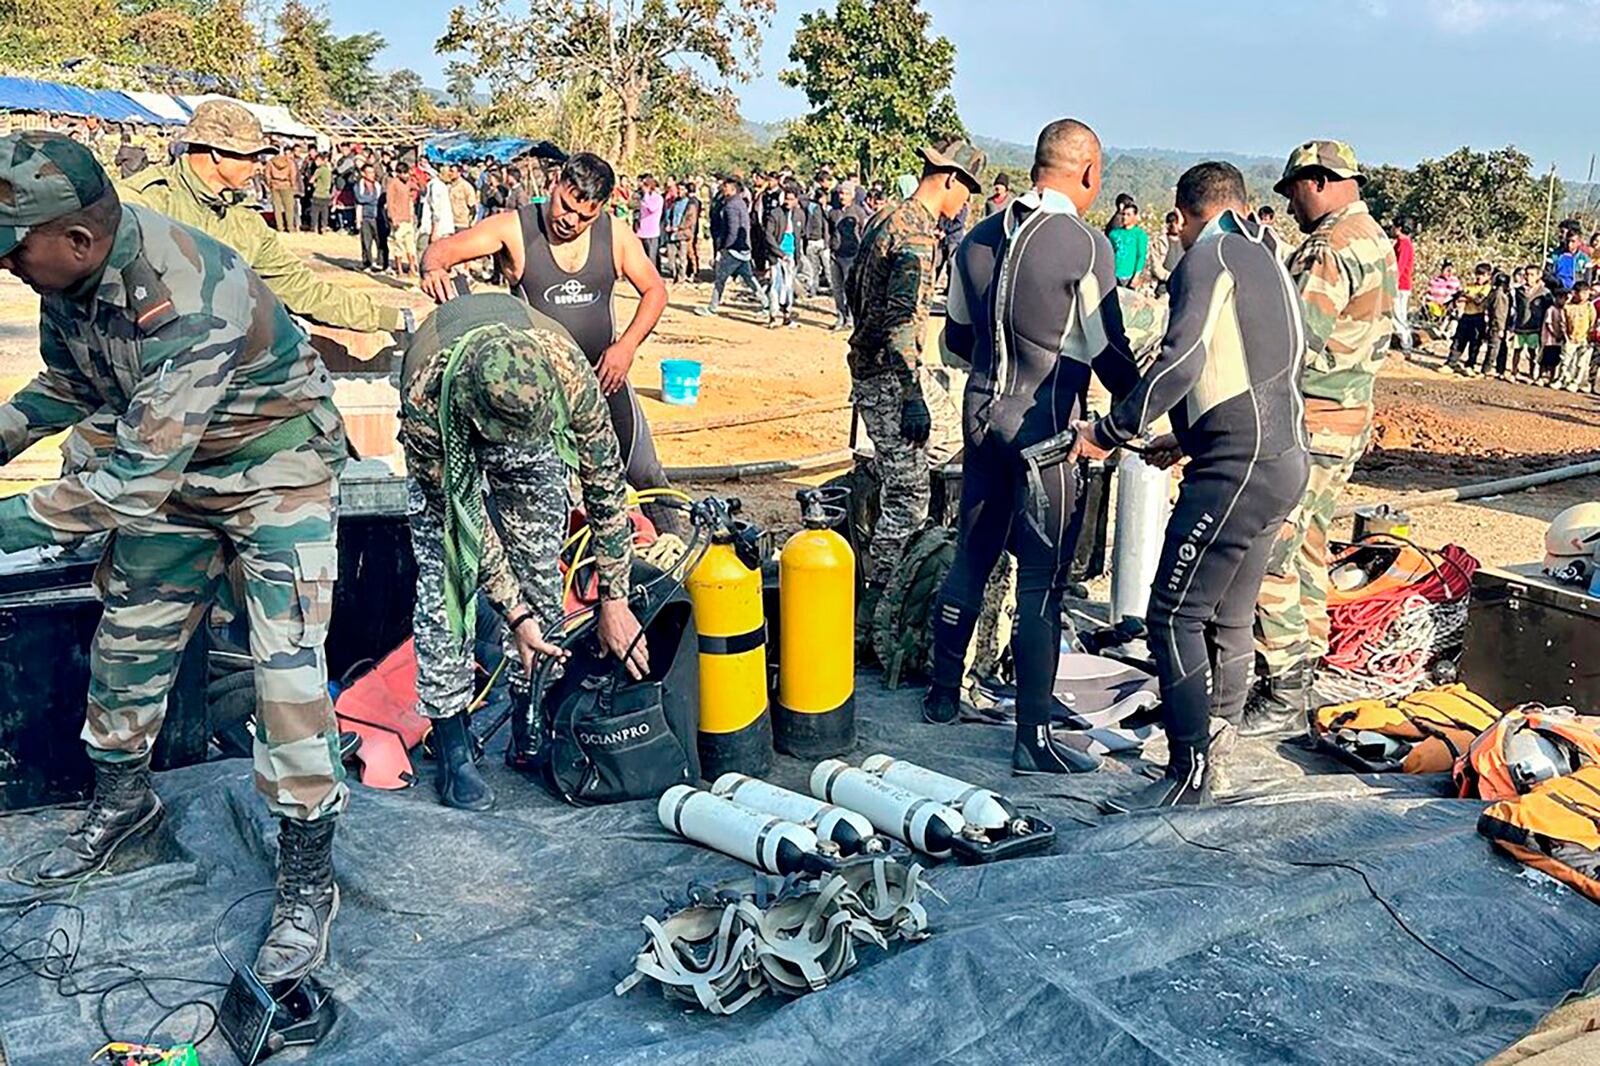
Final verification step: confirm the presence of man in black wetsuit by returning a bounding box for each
[923,118,1141,776]
[1073,162,1311,808]
[417,152,680,531]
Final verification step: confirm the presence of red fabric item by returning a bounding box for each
[1394,234,1415,291]
[335,640,431,790]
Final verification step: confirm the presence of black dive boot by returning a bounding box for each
[1238,664,1310,738]
[34,757,163,884]
[433,714,495,811]
[922,684,961,725]
[254,818,339,984]
[1109,742,1213,811]
[1012,724,1102,775]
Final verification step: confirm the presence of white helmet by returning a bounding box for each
[1543,502,1600,578]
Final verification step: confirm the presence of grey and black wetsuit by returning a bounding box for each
[1091,210,1310,759]
[513,201,670,496]
[929,188,1140,729]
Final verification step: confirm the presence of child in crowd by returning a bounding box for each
[1425,260,1461,319]
[1510,266,1546,380]
[1448,262,1492,373]
[1557,280,1596,391]
[1484,270,1514,378]
[1540,287,1569,386]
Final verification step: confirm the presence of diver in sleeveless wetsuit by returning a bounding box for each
[1075,161,1310,809]
[923,119,1142,776]
[418,152,681,531]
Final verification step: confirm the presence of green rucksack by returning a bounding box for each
[872,522,958,688]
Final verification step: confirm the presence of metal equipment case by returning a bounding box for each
[1459,563,1600,711]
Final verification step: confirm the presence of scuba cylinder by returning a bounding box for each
[659,785,821,875]
[859,754,1017,832]
[809,759,965,859]
[1109,452,1172,623]
[776,488,856,757]
[710,773,883,856]
[686,497,772,778]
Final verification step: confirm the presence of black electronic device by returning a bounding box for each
[218,966,277,1065]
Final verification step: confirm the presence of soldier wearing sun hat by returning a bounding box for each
[1242,140,1399,737]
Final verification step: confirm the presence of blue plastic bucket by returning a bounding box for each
[660,359,702,406]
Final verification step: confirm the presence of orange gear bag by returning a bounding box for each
[1478,766,1600,904]
[1312,684,1504,774]
[1454,708,1600,801]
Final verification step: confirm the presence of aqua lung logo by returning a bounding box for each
[543,278,600,308]
[578,721,651,747]
[1166,512,1216,592]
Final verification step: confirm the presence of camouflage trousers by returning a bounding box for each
[87,444,346,822]
[1253,401,1373,679]
[852,368,961,587]
[965,552,1016,694]
[408,444,568,720]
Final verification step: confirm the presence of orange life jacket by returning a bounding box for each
[1478,765,1600,904]
[1313,684,1504,774]
[1454,708,1600,801]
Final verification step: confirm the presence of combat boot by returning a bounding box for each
[433,713,494,811]
[1108,742,1212,811]
[1239,664,1310,738]
[35,757,163,884]
[1012,724,1101,775]
[254,817,339,984]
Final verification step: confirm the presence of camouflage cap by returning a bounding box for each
[0,131,113,259]
[181,99,276,157]
[918,139,987,192]
[1273,140,1365,195]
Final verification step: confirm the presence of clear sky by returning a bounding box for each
[330,0,1600,177]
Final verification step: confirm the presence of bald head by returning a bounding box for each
[1031,119,1103,214]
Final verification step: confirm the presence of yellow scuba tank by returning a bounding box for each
[776,488,855,757]
[685,498,772,777]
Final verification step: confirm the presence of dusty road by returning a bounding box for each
[1,229,1594,569]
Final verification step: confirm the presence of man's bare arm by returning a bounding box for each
[594,223,669,394]
[419,212,524,302]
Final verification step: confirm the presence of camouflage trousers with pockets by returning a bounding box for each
[1253,400,1373,680]
[87,443,346,822]
[852,368,961,588]
[408,443,568,720]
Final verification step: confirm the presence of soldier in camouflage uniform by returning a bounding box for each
[398,294,646,810]
[846,140,985,644]
[1242,141,1398,736]
[0,132,346,983]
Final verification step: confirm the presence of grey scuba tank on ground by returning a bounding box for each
[710,773,885,857]
[1109,452,1172,624]
[658,785,826,875]
[809,759,965,858]
[858,754,1056,863]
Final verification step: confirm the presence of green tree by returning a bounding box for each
[444,60,478,113]
[437,0,774,165]
[778,0,965,179]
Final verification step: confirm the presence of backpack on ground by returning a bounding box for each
[872,523,957,688]
[1478,765,1600,903]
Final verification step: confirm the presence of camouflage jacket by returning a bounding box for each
[400,321,632,609]
[119,159,405,334]
[846,198,938,384]
[1287,200,1397,408]
[0,204,343,551]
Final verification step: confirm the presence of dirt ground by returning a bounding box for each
[2,229,1595,570]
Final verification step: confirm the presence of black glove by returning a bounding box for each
[900,392,931,446]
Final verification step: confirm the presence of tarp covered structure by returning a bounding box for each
[121,90,191,125]
[424,133,566,165]
[3,679,1599,1065]
[0,76,176,125]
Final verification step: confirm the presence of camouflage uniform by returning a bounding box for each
[0,133,348,821]
[1254,142,1398,680]
[399,295,633,719]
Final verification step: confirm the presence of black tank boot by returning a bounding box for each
[434,713,495,811]
[1239,662,1310,737]
[922,684,961,725]
[34,757,162,884]
[1012,724,1101,775]
[254,817,339,983]
[1110,742,1212,811]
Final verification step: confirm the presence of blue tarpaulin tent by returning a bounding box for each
[424,134,565,165]
[0,77,177,125]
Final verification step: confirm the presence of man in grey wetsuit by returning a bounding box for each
[1075,162,1311,808]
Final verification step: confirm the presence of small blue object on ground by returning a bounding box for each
[661,359,702,406]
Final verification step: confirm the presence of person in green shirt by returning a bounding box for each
[1107,200,1150,287]
[309,153,335,233]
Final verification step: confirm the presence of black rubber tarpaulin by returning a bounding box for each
[4,681,1599,1065]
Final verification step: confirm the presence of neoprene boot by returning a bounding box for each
[433,713,494,811]
[35,756,162,884]
[1239,663,1310,737]
[1109,742,1212,811]
[1012,724,1101,775]
[922,684,961,725]
[254,817,339,984]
